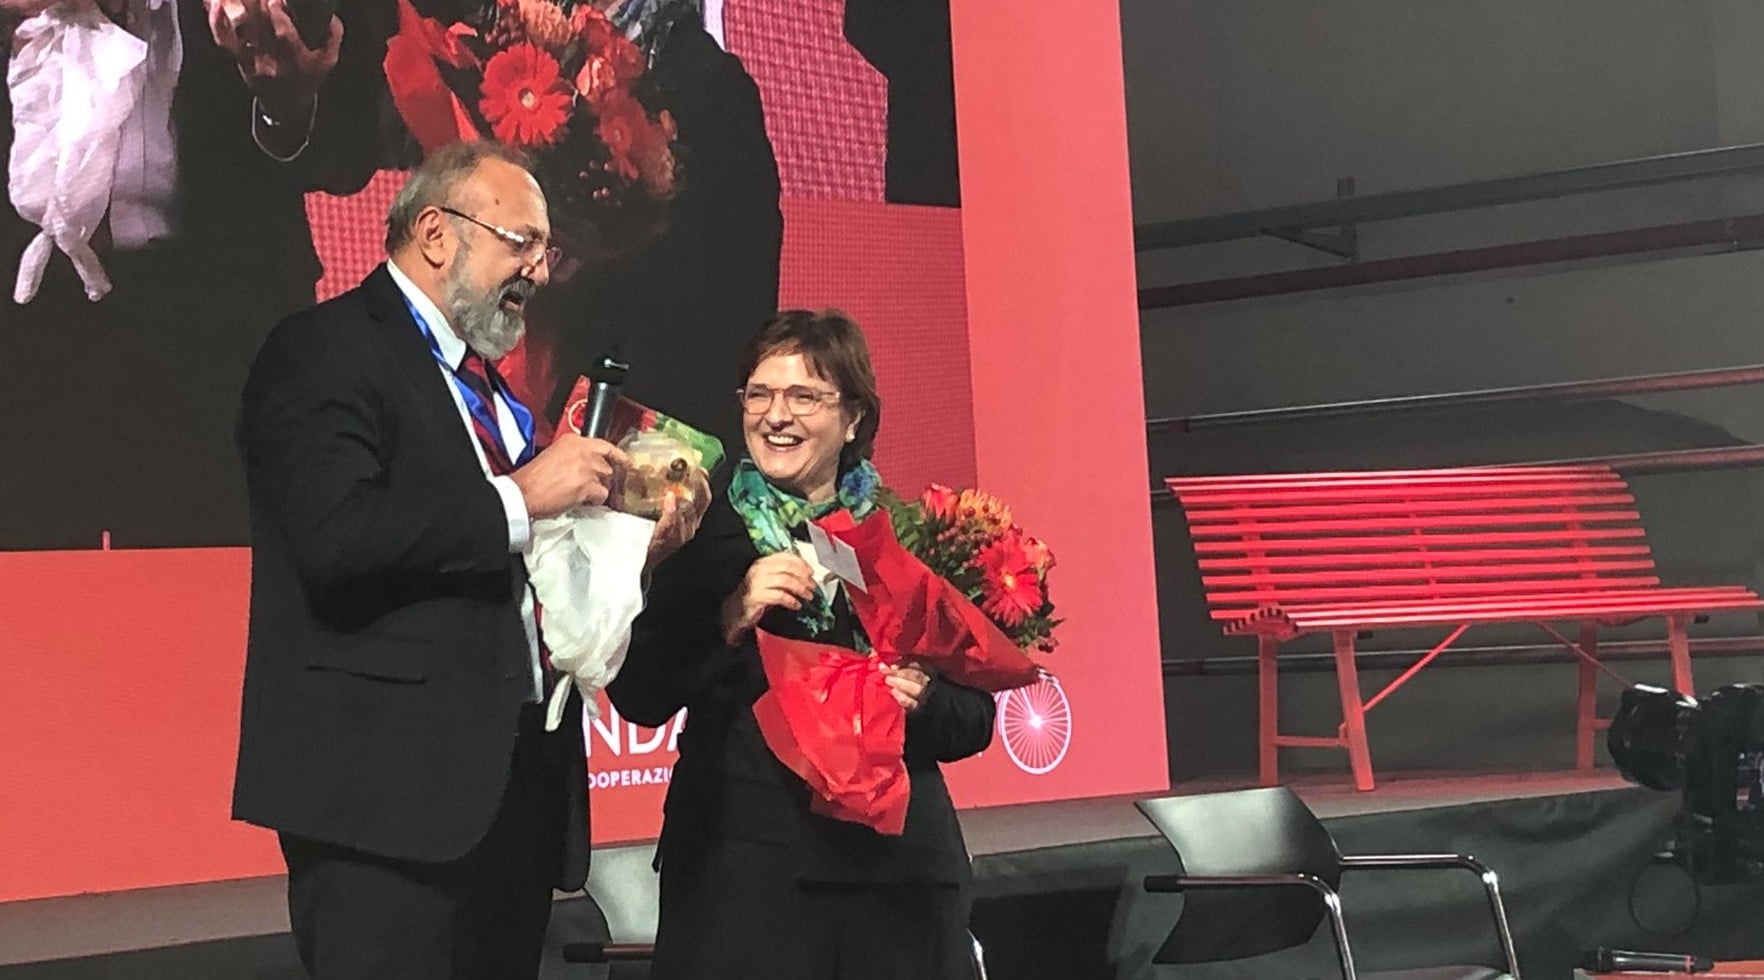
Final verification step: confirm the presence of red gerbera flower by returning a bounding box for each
[595,94,647,180]
[978,536,1043,628]
[480,42,571,147]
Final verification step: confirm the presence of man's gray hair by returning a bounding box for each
[383,141,537,254]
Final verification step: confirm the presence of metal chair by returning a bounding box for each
[1136,787,1520,980]
[561,842,660,973]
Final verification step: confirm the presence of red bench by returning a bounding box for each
[1166,465,1764,791]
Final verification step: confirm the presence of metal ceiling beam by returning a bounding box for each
[1135,143,1764,252]
[1139,212,1764,308]
[1147,364,1764,434]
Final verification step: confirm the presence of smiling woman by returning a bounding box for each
[606,308,995,980]
[736,309,881,504]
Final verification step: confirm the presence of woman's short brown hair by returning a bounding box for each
[738,309,882,467]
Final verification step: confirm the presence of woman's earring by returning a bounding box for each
[845,430,856,443]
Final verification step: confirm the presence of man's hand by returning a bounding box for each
[0,0,63,19]
[511,433,631,520]
[205,0,341,119]
[644,468,710,573]
[719,552,816,647]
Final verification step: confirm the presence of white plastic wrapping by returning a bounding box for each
[524,506,652,731]
[8,5,150,304]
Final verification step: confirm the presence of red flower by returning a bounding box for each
[921,484,958,522]
[977,536,1043,628]
[574,6,644,79]
[479,42,571,147]
[595,94,648,180]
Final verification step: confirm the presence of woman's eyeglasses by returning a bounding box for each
[737,384,844,417]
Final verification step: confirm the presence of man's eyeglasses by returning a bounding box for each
[437,206,561,269]
[737,384,844,417]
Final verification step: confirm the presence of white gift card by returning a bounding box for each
[807,523,867,593]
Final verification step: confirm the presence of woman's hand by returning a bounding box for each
[719,552,817,646]
[882,663,932,714]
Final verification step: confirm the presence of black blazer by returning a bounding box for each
[232,266,588,888]
[608,487,995,885]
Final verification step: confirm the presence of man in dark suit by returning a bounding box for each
[233,140,701,980]
[0,0,390,550]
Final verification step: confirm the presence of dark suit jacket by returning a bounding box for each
[608,486,994,885]
[232,265,588,889]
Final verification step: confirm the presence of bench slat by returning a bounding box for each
[1168,467,1616,492]
[1281,593,1764,630]
[1211,586,1760,621]
[1196,545,1653,570]
[1231,584,1756,612]
[1202,559,1658,588]
[1182,495,1635,522]
[1169,478,1625,505]
[1191,528,1648,553]
[1207,576,1663,607]
[1188,511,1642,537]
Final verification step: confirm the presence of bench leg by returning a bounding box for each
[1576,623,1599,771]
[1333,629,1375,792]
[1259,635,1279,787]
[1667,613,1695,697]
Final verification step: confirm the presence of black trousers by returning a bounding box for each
[650,837,972,980]
[280,706,568,980]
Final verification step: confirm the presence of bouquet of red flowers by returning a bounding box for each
[383,0,680,250]
[882,484,1060,654]
[751,485,1056,835]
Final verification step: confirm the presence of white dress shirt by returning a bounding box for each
[386,261,545,701]
[107,0,181,248]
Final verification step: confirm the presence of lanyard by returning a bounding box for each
[400,291,538,467]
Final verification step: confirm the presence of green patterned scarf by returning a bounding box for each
[727,457,882,637]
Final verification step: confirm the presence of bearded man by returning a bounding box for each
[231,140,703,980]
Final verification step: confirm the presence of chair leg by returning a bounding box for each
[1333,630,1375,792]
[1576,622,1599,771]
[1667,613,1695,697]
[1260,635,1280,787]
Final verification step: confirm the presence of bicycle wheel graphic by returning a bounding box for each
[996,675,1072,775]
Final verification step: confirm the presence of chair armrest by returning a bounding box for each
[1340,853,1487,873]
[1340,853,1520,979]
[560,941,657,963]
[1143,872,1334,896]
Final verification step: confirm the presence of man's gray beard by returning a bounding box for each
[443,252,527,360]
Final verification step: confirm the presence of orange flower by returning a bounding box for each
[512,0,573,52]
[480,42,571,147]
[955,488,1012,533]
[1022,535,1054,573]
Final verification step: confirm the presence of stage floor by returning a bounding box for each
[3,768,1753,979]
[960,768,1632,857]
